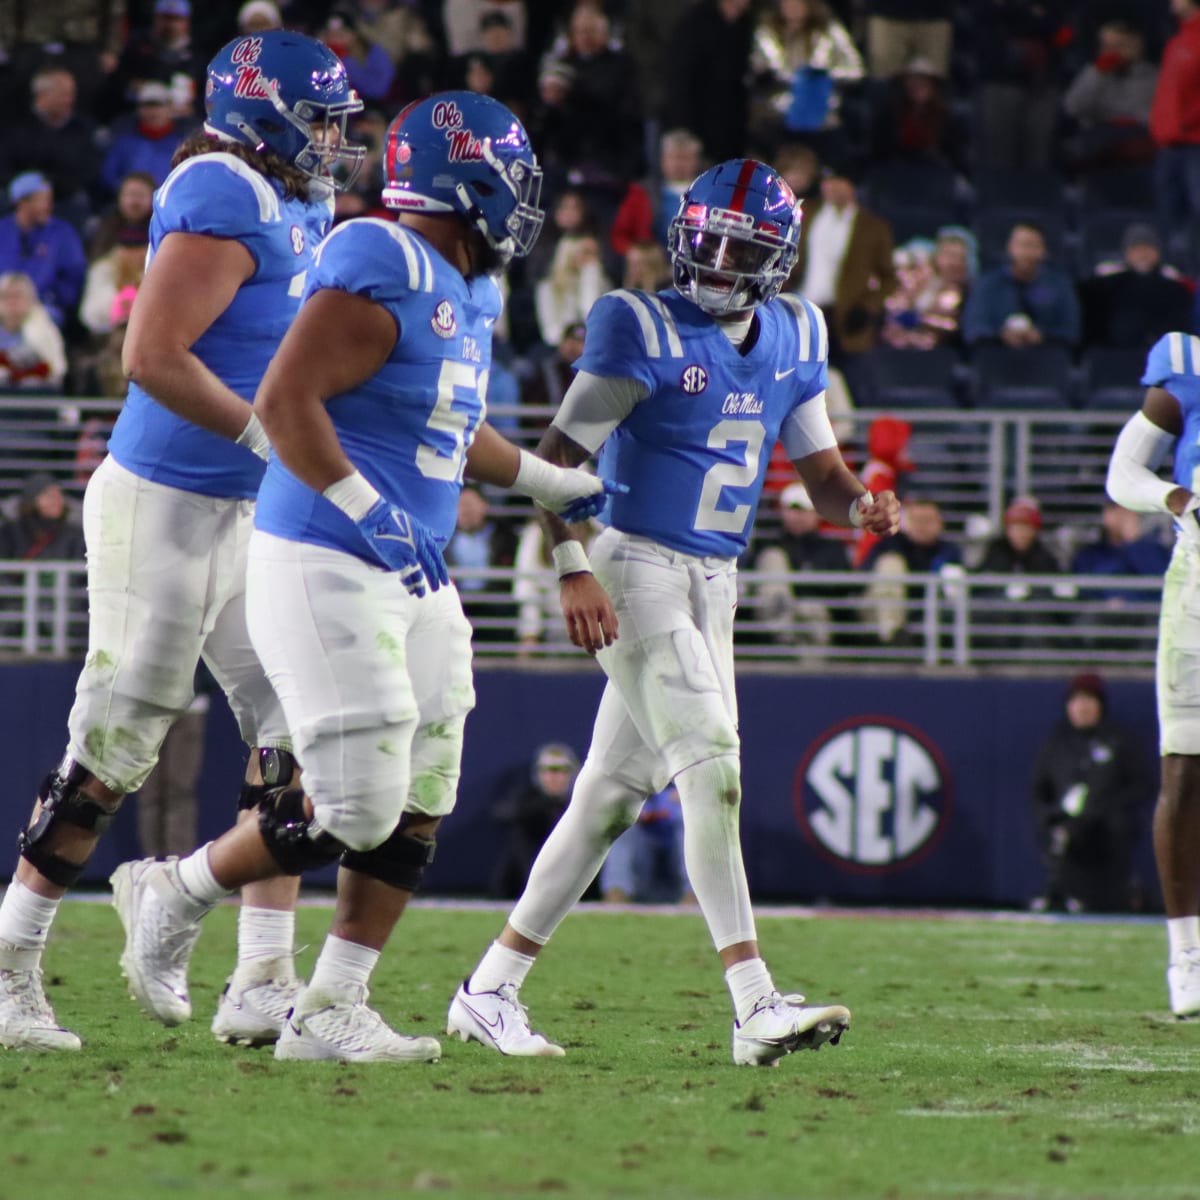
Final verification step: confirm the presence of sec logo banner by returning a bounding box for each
[793,717,952,873]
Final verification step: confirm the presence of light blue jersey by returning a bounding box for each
[1142,331,1200,490]
[254,218,502,565]
[578,289,829,557]
[107,152,332,498]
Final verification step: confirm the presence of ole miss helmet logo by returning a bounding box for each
[431,299,457,338]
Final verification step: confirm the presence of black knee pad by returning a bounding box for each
[340,819,437,893]
[238,747,299,812]
[257,787,343,875]
[19,759,121,888]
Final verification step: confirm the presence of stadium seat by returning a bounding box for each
[867,346,962,409]
[1077,208,1160,275]
[1078,166,1155,211]
[1078,346,1147,411]
[861,161,959,213]
[973,167,1067,212]
[877,203,958,246]
[970,343,1075,409]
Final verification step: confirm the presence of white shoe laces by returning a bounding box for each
[0,965,58,1026]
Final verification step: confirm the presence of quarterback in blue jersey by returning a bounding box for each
[453,159,900,1065]
[115,92,618,1064]
[1106,330,1200,1018]
[0,31,365,1054]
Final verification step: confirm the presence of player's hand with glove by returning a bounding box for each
[513,449,629,523]
[323,470,448,597]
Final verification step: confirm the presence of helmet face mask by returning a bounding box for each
[668,160,801,315]
[205,32,365,190]
[383,92,544,268]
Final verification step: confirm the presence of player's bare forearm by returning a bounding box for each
[464,422,521,486]
[795,448,901,535]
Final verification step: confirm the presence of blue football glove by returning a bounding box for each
[556,477,630,525]
[356,499,449,596]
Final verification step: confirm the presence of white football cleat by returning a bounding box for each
[1168,949,1200,1018]
[111,858,210,1026]
[732,992,850,1066]
[212,956,303,1046]
[0,941,81,1052]
[274,982,441,1063]
[447,979,565,1057]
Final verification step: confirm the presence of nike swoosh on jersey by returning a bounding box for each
[774,367,796,380]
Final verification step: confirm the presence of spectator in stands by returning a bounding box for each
[444,0,529,57]
[105,0,206,120]
[773,141,823,205]
[751,481,853,655]
[1151,0,1200,266]
[625,0,694,135]
[351,0,437,67]
[455,11,533,116]
[854,415,915,566]
[881,239,938,349]
[80,225,149,336]
[330,108,389,222]
[748,0,864,162]
[237,1,283,33]
[622,241,671,293]
[1080,223,1192,351]
[1063,20,1158,171]
[974,495,1063,650]
[532,5,644,200]
[1030,671,1150,913]
[972,1,1063,171]
[514,513,601,655]
[1070,500,1170,605]
[600,784,691,905]
[90,171,155,260]
[0,172,87,330]
[610,129,703,262]
[862,496,961,646]
[534,225,611,348]
[791,165,897,358]
[0,271,66,392]
[869,57,966,175]
[962,221,1081,349]
[0,66,100,233]
[524,320,587,413]
[862,0,954,81]
[320,10,395,103]
[443,484,519,640]
[101,80,195,195]
[0,472,84,561]
[663,0,756,164]
[490,742,579,899]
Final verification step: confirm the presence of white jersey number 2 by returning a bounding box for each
[694,419,766,533]
[416,360,489,482]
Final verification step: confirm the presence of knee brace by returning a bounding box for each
[340,815,436,893]
[238,747,299,812]
[19,759,121,888]
[257,786,343,875]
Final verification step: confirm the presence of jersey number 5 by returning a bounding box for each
[416,360,489,483]
[694,419,766,533]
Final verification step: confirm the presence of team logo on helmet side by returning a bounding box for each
[681,365,708,395]
[230,36,276,99]
[431,300,457,338]
[431,99,486,164]
[793,716,952,874]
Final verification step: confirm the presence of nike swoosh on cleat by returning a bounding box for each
[463,1001,504,1034]
[774,367,796,380]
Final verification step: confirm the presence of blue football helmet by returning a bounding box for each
[205,31,365,189]
[383,92,544,265]
[668,159,802,315]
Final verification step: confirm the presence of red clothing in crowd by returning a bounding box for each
[1150,11,1200,146]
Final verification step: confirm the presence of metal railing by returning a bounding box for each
[2,561,1158,675]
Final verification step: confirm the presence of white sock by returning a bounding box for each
[1167,916,1200,960]
[175,844,232,909]
[674,755,758,951]
[469,941,536,994]
[308,934,379,993]
[237,906,294,965]
[726,957,775,1024]
[0,880,61,952]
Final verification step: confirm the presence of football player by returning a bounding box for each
[451,159,900,1065]
[0,31,365,1052]
[1105,330,1200,1018]
[110,92,620,1062]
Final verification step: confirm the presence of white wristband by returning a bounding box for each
[323,470,381,522]
[849,491,873,529]
[552,540,592,579]
[235,410,270,460]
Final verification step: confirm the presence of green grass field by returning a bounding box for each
[0,900,1197,1200]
